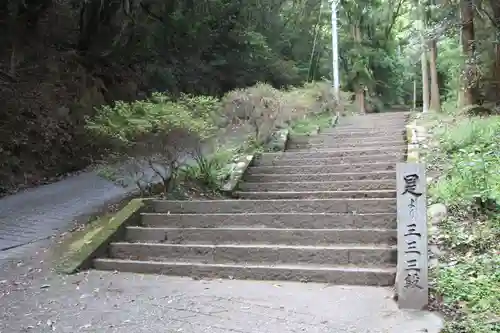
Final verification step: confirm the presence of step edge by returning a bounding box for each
[109,242,397,250]
[152,198,397,203]
[239,180,396,185]
[127,226,398,232]
[234,190,396,194]
[141,212,396,216]
[260,147,405,155]
[249,162,401,169]
[245,171,396,176]
[94,258,396,272]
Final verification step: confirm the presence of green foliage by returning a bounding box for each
[180,148,236,190]
[86,92,215,148]
[85,93,218,195]
[290,112,334,135]
[436,251,500,333]
[427,115,500,333]
[221,81,344,145]
[431,117,500,211]
[86,81,346,194]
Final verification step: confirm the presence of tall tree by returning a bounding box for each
[427,0,441,112]
[488,0,500,100]
[419,0,430,112]
[460,0,477,106]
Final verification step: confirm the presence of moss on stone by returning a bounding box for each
[53,198,145,274]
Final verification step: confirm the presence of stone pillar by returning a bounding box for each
[396,162,428,310]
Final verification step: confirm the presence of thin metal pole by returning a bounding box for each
[331,0,340,102]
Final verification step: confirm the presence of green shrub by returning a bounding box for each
[176,93,226,127]
[221,83,284,145]
[427,114,500,333]
[86,92,214,146]
[430,117,500,211]
[436,252,500,333]
[86,93,216,194]
[290,112,333,135]
[180,148,237,190]
[221,81,351,146]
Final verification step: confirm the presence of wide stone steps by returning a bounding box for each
[233,190,396,200]
[252,155,405,166]
[309,131,403,139]
[257,146,404,160]
[238,180,396,191]
[92,111,408,287]
[286,142,406,151]
[151,198,397,214]
[107,243,396,266]
[93,259,396,285]
[125,227,396,245]
[288,136,406,145]
[247,162,397,174]
[140,212,397,229]
[319,124,405,132]
[244,171,396,182]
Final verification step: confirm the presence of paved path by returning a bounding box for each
[0,267,443,333]
[0,171,132,253]
[0,126,249,259]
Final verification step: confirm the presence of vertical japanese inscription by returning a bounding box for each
[396,163,428,310]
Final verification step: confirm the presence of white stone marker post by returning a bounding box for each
[396,162,428,310]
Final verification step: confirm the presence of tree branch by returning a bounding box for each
[140,2,164,22]
[385,0,404,39]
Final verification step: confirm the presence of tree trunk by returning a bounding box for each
[417,0,429,112]
[421,48,430,112]
[429,39,441,112]
[413,79,417,110]
[353,24,365,114]
[460,0,477,106]
[489,0,500,101]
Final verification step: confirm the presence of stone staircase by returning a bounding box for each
[94,112,409,286]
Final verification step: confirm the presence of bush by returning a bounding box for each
[86,92,216,194]
[221,81,351,145]
[180,147,238,190]
[221,83,283,145]
[426,114,500,333]
[87,82,352,195]
[431,117,500,212]
[176,94,227,128]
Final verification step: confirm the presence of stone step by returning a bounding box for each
[233,190,396,200]
[286,141,406,150]
[315,132,403,139]
[93,259,396,286]
[288,136,406,145]
[141,212,397,229]
[324,128,405,135]
[125,227,397,245]
[151,198,397,214]
[238,180,396,192]
[258,147,404,161]
[285,147,404,153]
[287,139,405,146]
[244,171,396,182]
[333,121,406,126]
[247,162,397,174]
[334,118,407,124]
[342,118,408,123]
[339,115,408,121]
[108,242,397,266]
[252,156,402,168]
